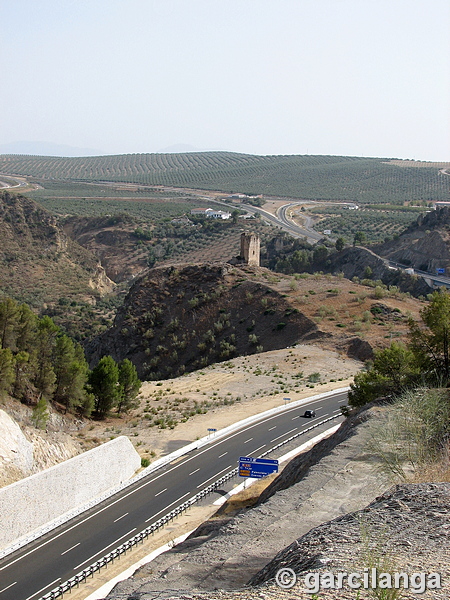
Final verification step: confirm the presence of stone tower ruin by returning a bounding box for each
[240,232,260,266]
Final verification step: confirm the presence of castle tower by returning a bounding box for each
[240,232,260,266]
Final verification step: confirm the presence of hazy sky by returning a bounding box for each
[1,0,449,160]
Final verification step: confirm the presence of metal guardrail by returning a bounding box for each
[39,413,342,600]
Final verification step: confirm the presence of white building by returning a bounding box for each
[207,210,231,220]
[190,208,231,219]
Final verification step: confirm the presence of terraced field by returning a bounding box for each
[1,152,449,204]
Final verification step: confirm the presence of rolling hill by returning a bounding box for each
[1,152,449,204]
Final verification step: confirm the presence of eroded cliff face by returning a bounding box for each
[0,191,115,305]
[0,408,83,488]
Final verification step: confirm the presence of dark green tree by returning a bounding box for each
[12,351,33,402]
[117,359,141,414]
[0,298,19,350]
[16,303,38,352]
[313,245,328,264]
[32,397,49,430]
[335,237,345,252]
[231,209,240,224]
[409,290,450,384]
[0,348,14,397]
[89,355,120,419]
[53,335,90,414]
[34,316,58,400]
[348,342,419,407]
[353,231,366,246]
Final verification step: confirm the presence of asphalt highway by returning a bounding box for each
[0,390,347,600]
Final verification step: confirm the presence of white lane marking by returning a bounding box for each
[113,512,129,523]
[189,468,200,476]
[268,426,276,431]
[2,394,344,570]
[251,444,266,455]
[154,488,167,497]
[73,529,136,571]
[218,452,228,458]
[197,465,232,489]
[270,427,297,443]
[244,437,253,444]
[25,578,60,600]
[145,492,190,522]
[291,415,300,420]
[61,542,80,556]
[0,582,16,595]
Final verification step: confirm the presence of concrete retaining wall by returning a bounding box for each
[0,436,141,551]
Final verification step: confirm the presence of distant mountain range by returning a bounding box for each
[0,141,106,157]
[0,141,224,157]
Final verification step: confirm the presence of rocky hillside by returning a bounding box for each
[0,191,114,308]
[373,205,450,274]
[86,263,322,380]
[86,263,426,381]
[326,246,431,297]
[62,214,149,283]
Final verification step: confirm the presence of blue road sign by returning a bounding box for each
[437,268,445,274]
[238,456,279,478]
[207,428,217,432]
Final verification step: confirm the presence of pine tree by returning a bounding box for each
[117,359,141,414]
[0,348,14,397]
[32,397,49,430]
[53,335,90,413]
[34,316,58,400]
[0,298,19,350]
[89,356,120,419]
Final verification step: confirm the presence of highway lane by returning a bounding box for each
[0,391,347,600]
[277,203,323,242]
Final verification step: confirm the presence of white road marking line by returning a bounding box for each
[189,468,200,476]
[197,465,232,489]
[61,542,80,555]
[145,492,190,522]
[244,437,253,443]
[73,529,136,571]
[218,452,228,458]
[113,512,129,523]
[25,578,60,600]
[154,488,167,497]
[270,428,297,443]
[0,582,16,595]
[291,415,300,420]
[251,444,266,455]
[268,426,276,431]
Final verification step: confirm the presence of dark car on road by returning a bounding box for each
[303,410,316,418]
